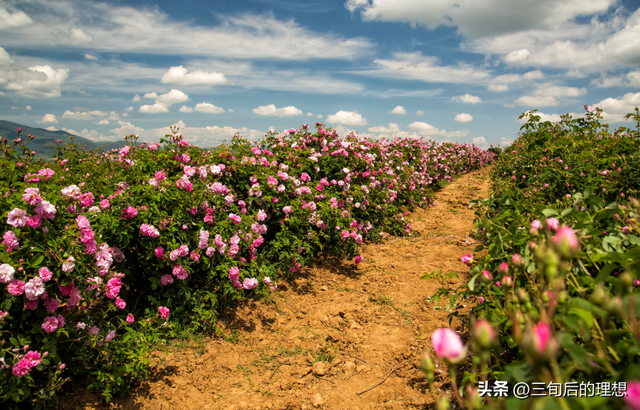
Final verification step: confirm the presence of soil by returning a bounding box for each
[60,166,492,410]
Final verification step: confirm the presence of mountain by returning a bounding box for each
[0,120,127,159]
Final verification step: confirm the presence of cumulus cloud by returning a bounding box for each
[161,65,228,86]
[488,84,509,92]
[0,8,33,29]
[452,94,481,104]
[96,119,110,125]
[517,111,564,123]
[326,110,368,126]
[25,105,32,110]
[132,94,141,101]
[416,110,425,115]
[62,110,119,120]
[194,102,225,114]
[389,105,407,114]
[472,136,489,148]
[455,113,473,122]
[591,70,640,88]
[592,92,640,122]
[139,102,169,113]
[409,121,469,138]
[253,104,303,117]
[45,126,57,131]
[367,123,401,133]
[179,105,194,113]
[3,64,69,99]
[84,53,98,61]
[516,82,587,107]
[40,114,58,124]
[144,89,189,106]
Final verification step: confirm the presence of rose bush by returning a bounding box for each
[421,106,640,409]
[0,123,493,406]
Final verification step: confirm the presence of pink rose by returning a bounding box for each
[158,306,170,320]
[432,328,466,364]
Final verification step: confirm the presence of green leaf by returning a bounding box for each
[542,208,559,217]
[468,272,480,291]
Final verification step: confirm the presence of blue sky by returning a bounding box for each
[1,0,639,148]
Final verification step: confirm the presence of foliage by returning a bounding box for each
[0,123,493,406]
[421,106,640,410]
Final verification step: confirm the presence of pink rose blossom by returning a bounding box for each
[126,314,135,324]
[158,306,170,320]
[432,328,466,363]
[160,274,174,286]
[41,316,59,333]
[242,278,259,290]
[7,280,25,296]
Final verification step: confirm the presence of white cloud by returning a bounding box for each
[472,136,489,149]
[144,89,189,106]
[452,94,481,104]
[1,1,373,61]
[4,65,69,98]
[416,110,425,115]
[25,105,32,110]
[41,114,58,124]
[316,114,323,119]
[0,8,33,29]
[62,110,119,120]
[53,27,93,44]
[593,92,640,122]
[84,53,98,61]
[179,105,194,113]
[124,106,133,112]
[326,110,368,126]
[253,104,303,117]
[500,137,514,146]
[368,123,401,133]
[0,47,12,65]
[161,65,228,86]
[139,102,169,113]
[363,52,491,84]
[516,82,587,107]
[45,126,57,131]
[96,119,110,125]
[488,84,509,92]
[194,102,225,114]
[132,94,141,101]
[591,70,640,88]
[307,112,313,117]
[389,105,407,114]
[517,111,564,123]
[455,113,473,122]
[111,121,145,136]
[409,121,469,138]
[346,0,616,38]
[515,95,560,107]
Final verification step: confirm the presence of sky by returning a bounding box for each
[1,0,639,149]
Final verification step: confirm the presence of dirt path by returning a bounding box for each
[62,167,491,410]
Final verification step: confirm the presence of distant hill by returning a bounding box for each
[0,120,127,159]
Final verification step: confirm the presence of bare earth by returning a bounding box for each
[61,167,491,410]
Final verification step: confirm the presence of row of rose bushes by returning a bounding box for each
[0,123,493,406]
[422,106,640,409]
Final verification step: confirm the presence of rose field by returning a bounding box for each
[1,106,640,410]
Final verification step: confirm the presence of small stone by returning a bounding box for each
[312,393,325,408]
